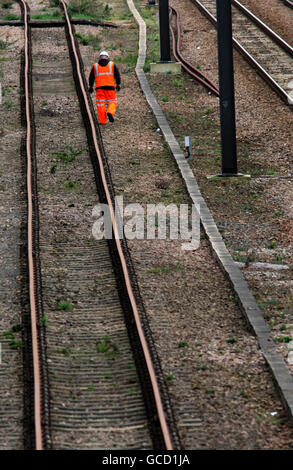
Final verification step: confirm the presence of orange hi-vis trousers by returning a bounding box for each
[96,89,118,124]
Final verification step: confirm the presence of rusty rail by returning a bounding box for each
[169,5,219,96]
[20,0,43,450]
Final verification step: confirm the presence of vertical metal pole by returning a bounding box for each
[158,0,171,62]
[216,0,238,175]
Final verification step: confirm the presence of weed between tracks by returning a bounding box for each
[1,1,13,9]
[2,14,20,21]
[67,0,112,21]
[74,31,101,49]
[49,146,84,181]
[52,146,83,164]
[96,335,118,359]
[3,324,22,350]
[58,300,73,311]
[31,11,62,20]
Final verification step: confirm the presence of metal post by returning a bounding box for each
[216,0,240,176]
[158,0,171,62]
[185,136,192,160]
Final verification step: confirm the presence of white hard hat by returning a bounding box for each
[99,50,109,58]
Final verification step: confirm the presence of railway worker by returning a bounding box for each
[88,50,121,125]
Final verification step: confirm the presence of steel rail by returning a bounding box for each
[190,0,293,107]
[283,0,293,9]
[169,6,219,96]
[20,0,43,451]
[60,0,173,451]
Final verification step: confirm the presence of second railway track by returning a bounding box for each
[191,0,293,106]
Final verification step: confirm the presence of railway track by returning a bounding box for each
[0,0,180,450]
[190,0,293,106]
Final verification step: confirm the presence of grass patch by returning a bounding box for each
[274,336,291,343]
[74,32,101,49]
[273,253,285,264]
[64,180,79,190]
[58,300,73,311]
[50,164,57,174]
[119,12,133,20]
[3,330,14,340]
[52,146,83,163]
[241,204,254,212]
[5,99,13,109]
[0,40,9,50]
[9,339,22,350]
[258,300,280,309]
[3,324,22,350]
[3,14,20,20]
[232,254,248,263]
[96,335,118,358]
[267,240,278,249]
[57,348,72,356]
[115,53,138,68]
[146,264,183,274]
[31,11,61,20]
[226,337,237,344]
[68,0,112,21]
[165,374,174,382]
[11,324,22,333]
[173,78,184,87]
[41,315,49,328]
[1,85,11,95]
[2,1,13,8]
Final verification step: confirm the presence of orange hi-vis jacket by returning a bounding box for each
[94,61,115,89]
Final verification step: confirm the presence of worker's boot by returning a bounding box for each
[107,112,114,123]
